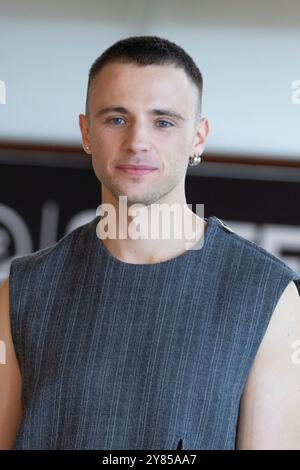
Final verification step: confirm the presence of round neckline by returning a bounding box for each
[93,215,218,267]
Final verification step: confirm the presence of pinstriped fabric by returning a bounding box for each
[9,215,300,450]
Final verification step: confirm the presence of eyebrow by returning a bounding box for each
[95,106,186,121]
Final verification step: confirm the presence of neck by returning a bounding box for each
[96,190,206,264]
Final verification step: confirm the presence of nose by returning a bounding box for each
[124,122,151,154]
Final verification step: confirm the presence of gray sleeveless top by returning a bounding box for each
[9,215,300,450]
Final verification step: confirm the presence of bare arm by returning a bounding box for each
[236,280,300,449]
[0,277,22,449]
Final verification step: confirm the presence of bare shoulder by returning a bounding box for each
[0,277,10,339]
[236,280,300,449]
[255,280,300,361]
[0,277,9,302]
[0,277,23,449]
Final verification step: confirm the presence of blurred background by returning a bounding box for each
[0,0,300,282]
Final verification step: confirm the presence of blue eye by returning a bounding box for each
[157,120,173,128]
[106,118,173,127]
[108,117,125,125]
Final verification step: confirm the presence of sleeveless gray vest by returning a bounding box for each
[9,215,300,449]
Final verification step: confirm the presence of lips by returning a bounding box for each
[116,164,158,176]
[116,164,157,170]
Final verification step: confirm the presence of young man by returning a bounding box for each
[1,36,300,450]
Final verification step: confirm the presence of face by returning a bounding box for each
[79,61,209,207]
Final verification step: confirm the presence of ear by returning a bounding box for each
[192,117,209,155]
[79,114,92,155]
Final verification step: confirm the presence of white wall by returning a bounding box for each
[0,0,300,158]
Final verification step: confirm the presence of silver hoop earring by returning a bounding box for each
[188,153,202,166]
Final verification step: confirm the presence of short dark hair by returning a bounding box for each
[85,35,203,119]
